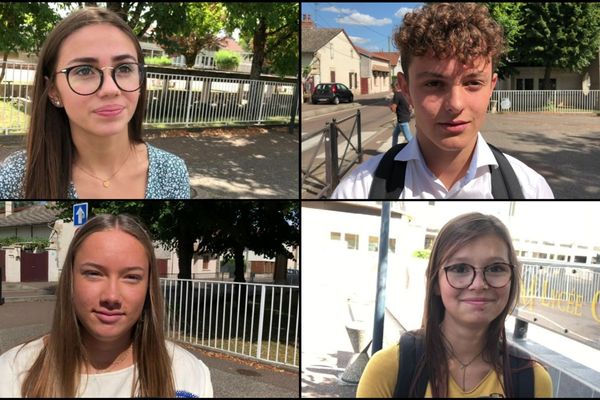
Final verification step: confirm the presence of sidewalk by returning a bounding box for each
[0,291,299,398]
[0,125,298,199]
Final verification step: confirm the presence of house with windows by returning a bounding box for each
[372,51,402,81]
[301,14,361,98]
[496,46,600,91]
[356,46,391,95]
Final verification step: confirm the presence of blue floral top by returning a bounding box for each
[0,143,190,199]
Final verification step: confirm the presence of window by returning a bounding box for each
[389,238,396,253]
[424,235,436,250]
[538,79,556,90]
[574,255,587,263]
[349,73,353,89]
[557,255,566,261]
[345,233,359,250]
[330,232,341,241]
[516,78,533,90]
[369,236,378,252]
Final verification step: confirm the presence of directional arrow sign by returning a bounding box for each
[73,203,88,227]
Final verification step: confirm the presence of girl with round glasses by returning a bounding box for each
[0,7,190,199]
[357,212,552,397]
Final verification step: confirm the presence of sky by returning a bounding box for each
[301,2,424,52]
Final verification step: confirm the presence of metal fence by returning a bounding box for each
[515,260,600,350]
[160,278,299,369]
[491,90,600,113]
[0,61,298,135]
[302,110,362,198]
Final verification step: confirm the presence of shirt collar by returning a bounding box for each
[392,132,500,190]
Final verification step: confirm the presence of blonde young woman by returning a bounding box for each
[0,7,190,199]
[357,212,553,397]
[0,214,211,397]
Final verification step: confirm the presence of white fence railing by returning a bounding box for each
[515,260,600,350]
[490,90,600,113]
[160,278,299,368]
[0,61,298,135]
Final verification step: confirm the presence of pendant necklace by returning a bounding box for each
[440,329,484,391]
[75,148,131,189]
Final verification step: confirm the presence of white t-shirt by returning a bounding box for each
[331,133,554,199]
[0,337,213,398]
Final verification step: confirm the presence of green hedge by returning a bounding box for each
[214,50,241,71]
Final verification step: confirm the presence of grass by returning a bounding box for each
[168,331,299,367]
[0,100,29,134]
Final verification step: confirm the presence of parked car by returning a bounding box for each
[311,83,353,105]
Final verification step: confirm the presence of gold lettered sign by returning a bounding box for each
[514,262,600,350]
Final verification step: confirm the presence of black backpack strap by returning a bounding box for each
[368,143,408,199]
[488,143,525,199]
[508,346,535,398]
[394,330,428,398]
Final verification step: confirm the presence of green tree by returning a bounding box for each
[224,2,298,79]
[193,201,299,283]
[0,3,59,83]
[485,2,525,80]
[513,3,600,90]
[151,2,226,68]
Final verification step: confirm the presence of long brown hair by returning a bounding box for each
[20,214,174,397]
[415,212,521,397]
[24,7,147,198]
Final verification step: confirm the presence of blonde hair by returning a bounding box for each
[20,214,174,396]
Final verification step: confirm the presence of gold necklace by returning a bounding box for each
[92,345,131,374]
[75,148,131,188]
[440,329,484,391]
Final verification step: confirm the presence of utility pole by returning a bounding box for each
[372,201,391,354]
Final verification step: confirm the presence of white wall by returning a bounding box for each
[314,32,360,94]
[4,247,20,282]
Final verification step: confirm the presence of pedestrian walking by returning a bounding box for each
[0,7,190,199]
[390,78,413,146]
[0,214,212,397]
[331,3,553,199]
[356,213,553,397]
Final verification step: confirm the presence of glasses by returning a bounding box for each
[55,63,145,96]
[442,262,514,289]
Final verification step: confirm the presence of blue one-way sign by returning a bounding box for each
[73,203,88,227]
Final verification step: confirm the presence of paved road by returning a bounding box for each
[0,125,298,199]
[302,106,600,199]
[0,288,299,398]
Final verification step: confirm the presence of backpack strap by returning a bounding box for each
[508,346,535,398]
[394,330,428,398]
[368,143,408,199]
[368,142,525,199]
[488,143,525,199]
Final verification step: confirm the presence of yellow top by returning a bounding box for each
[357,343,553,398]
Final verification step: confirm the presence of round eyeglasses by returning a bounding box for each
[54,63,145,96]
[442,262,514,289]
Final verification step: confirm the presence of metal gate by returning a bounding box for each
[157,258,168,277]
[20,251,48,282]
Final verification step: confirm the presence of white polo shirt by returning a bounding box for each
[0,337,213,397]
[331,133,554,199]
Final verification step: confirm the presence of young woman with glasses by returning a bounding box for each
[0,7,190,199]
[357,212,553,397]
